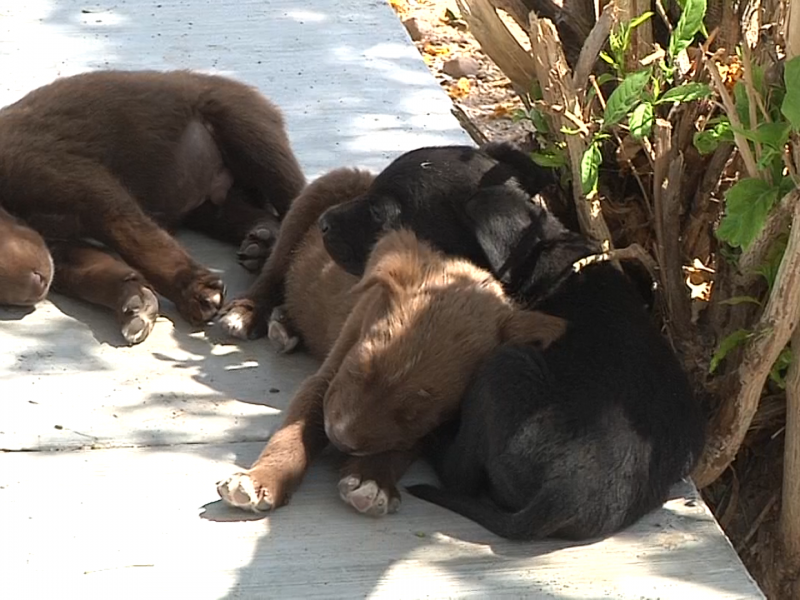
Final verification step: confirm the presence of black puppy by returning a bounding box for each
[318,143,705,540]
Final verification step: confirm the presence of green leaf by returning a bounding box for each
[599,51,616,67]
[781,55,800,130]
[629,11,654,30]
[629,102,654,140]
[709,329,750,373]
[669,0,707,58]
[769,347,794,389]
[732,121,791,150]
[580,142,602,196]
[603,69,651,128]
[719,295,762,307]
[655,82,713,104]
[531,150,567,169]
[717,178,780,249]
[693,119,733,155]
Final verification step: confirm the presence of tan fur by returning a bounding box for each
[217,168,566,514]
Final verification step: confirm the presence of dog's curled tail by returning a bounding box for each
[406,484,575,541]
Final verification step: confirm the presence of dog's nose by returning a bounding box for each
[317,213,331,234]
[325,418,357,454]
[31,270,48,296]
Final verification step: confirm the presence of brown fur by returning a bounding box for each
[0,69,305,343]
[217,169,566,516]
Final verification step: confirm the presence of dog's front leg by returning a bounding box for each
[217,373,331,512]
[217,310,363,512]
[338,450,419,517]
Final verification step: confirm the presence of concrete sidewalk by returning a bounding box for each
[0,0,763,598]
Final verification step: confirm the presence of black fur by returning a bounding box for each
[318,143,706,540]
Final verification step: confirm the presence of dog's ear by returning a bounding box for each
[457,185,539,275]
[351,229,428,299]
[500,309,566,349]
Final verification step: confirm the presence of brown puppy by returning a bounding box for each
[0,70,305,344]
[217,168,566,517]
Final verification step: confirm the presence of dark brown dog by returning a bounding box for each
[0,70,305,343]
[216,168,566,517]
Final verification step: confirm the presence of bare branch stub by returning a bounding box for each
[528,11,615,250]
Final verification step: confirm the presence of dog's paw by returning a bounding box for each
[338,474,401,517]
[217,298,267,339]
[217,472,275,512]
[267,306,300,353]
[179,271,225,325]
[237,220,279,273]
[118,285,159,345]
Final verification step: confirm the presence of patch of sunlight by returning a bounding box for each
[284,9,328,23]
[0,0,114,107]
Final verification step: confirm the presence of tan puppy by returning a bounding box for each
[217,168,566,517]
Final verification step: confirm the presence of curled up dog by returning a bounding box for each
[216,168,565,516]
[0,70,304,344]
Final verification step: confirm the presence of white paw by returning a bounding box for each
[218,309,250,340]
[216,472,273,512]
[338,475,400,517]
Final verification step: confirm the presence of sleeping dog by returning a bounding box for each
[315,143,706,540]
[0,70,304,343]
[216,168,565,516]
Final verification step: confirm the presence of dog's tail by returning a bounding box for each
[406,484,576,541]
[481,141,554,198]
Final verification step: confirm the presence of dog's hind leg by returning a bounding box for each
[337,450,418,517]
[199,80,306,218]
[50,242,159,345]
[218,168,373,339]
[58,167,227,326]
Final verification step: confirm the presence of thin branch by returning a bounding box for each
[572,1,619,91]
[450,105,489,145]
[572,243,658,279]
[705,57,760,180]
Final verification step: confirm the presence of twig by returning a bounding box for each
[693,196,800,488]
[706,57,760,179]
[450,105,489,145]
[653,0,673,35]
[736,493,778,553]
[572,243,658,279]
[572,1,618,92]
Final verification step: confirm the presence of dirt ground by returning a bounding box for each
[389,0,531,143]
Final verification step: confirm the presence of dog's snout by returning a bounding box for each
[325,417,358,454]
[317,213,331,234]
[31,270,47,295]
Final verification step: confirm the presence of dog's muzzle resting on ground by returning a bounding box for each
[312,142,706,540]
[0,69,305,344]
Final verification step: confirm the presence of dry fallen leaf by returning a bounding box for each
[388,0,410,16]
[423,43,452,57]
[448,77,471,99]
